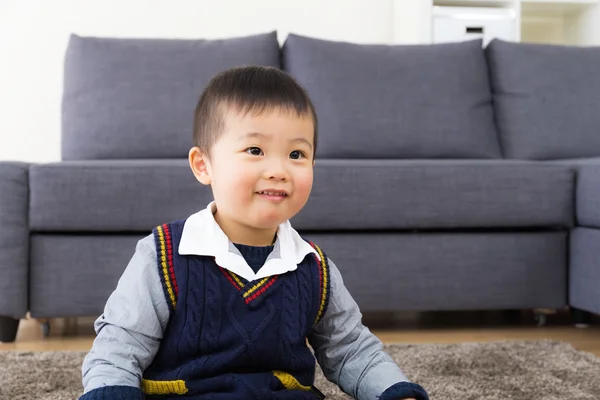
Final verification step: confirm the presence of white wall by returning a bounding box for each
[520,3,600,45]
[0,0,397,163]
[393,0,433,44]
[521,16,566,44]
[564,4,600,46]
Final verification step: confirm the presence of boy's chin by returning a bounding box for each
[250,217,287,230]
[249,211,292,229]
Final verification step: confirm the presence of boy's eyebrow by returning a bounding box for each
[240,132,313,149]
[291,137,313,150]
[240,132,265,140]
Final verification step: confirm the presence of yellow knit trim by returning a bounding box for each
[273,371,312,391]
[228,270,245,289]
[243,277,270,298]
[141,378,188,395]
[313,244,328,324]
[157,225,176,308]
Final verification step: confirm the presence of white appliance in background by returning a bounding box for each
[433,6,517,46]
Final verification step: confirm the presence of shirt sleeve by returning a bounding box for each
[81,235,170,393]
[307,258,410,400]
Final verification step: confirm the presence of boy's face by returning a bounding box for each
[190,107,315,242]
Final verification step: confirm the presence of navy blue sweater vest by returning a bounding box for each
[233,243,275,274]
[141,220,331,400]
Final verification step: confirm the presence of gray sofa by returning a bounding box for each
[1,32,599,342]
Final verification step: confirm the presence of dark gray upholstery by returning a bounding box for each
[486,39,600,160]
[551,157,600,168]
[575,164,600,229]
[0,163,29,319]
[29,160,211,232]
[302,160,574,230]
[306,232,567,311]
[62,32,280,160]
[29,232,567,317]
[283,35,501,159]
[570,228,600,315]
[29,159,574,232]
[29,234,143,317]
[550,158,600,228]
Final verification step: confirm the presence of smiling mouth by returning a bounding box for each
[256,190,288,197]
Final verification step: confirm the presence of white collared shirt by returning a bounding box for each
[178,202,320,282]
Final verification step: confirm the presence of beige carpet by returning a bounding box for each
[1,340,599,400]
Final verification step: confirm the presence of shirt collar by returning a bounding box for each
[178,201,319,281]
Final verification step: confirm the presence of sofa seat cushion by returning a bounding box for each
[283,34,501,159]
[29,159,574,232]
[303,160,574,230]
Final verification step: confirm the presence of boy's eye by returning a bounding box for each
[290,150,305,160]
[246,147,263,156]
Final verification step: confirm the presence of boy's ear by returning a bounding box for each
[188,147,212,185]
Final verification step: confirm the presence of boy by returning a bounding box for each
[80,66,429,400]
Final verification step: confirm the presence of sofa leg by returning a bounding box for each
[571,308,592,328]
[533,308,556,327]
[534,312,547,326]
[40,319,51,338]
[0,316,20,342]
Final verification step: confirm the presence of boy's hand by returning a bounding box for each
[379,381,429,400]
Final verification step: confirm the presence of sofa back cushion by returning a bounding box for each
[282,34,501,159]
[486,39,600,160]
[62,32,280,160]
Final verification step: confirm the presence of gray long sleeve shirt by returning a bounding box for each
[82,222,410,399]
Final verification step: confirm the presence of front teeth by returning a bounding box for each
[259,191,286,196]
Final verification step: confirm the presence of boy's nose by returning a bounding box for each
[264,160,290,181]
[268,169,289,181]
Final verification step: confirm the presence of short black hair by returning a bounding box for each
[193,65,318,158]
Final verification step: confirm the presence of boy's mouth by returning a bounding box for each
[257,190,288,196]
[256,190,288,203]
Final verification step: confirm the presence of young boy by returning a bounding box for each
[80,66,429,400]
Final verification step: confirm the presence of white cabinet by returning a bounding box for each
[521,0,600,45]
[433,6,518,45]
[392,0,600,45]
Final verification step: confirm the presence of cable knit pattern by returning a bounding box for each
[278,276,299,369]
[185,264,203,351]
[142,219,330,398]
[296,259,312,340]
[202,266,221,352]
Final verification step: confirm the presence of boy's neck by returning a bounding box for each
[214,211,277,247]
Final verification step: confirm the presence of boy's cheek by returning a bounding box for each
[295,171,314,192]
[294,181,314,206]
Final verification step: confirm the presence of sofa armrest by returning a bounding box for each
[0,162,29,319]
[577,166,600,229]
